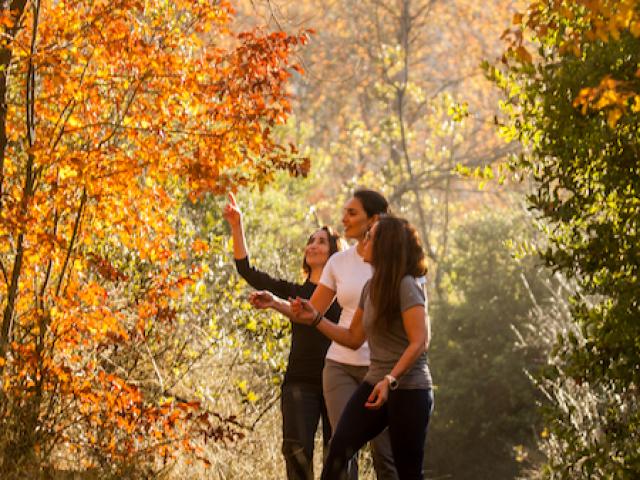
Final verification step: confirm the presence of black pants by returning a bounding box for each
[281,382,331,480]
[321,383,433,480]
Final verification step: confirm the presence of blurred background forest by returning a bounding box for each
[1,0,638,478]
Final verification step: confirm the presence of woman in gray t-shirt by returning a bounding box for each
[291,215,434,480]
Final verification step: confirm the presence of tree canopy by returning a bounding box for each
[489,0,640,476]
[0,0,308,476]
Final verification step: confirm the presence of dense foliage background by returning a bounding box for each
[1,0,638,478]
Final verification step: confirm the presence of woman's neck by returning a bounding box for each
[309,268,322,284]
[355,238,365,257]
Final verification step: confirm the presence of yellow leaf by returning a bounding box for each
[594,89,618,110]
[59,165,77,180]
[560,7,574,21]
[616,4,635,28]
[607,108,623,128]
[515,46,532,64]
[571,44,581,58]
[67,116,81,128]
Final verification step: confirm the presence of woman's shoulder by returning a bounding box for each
[400,275,426,296]
[326,244,356,265]
[398,276,426,311]
[401,274,419,285]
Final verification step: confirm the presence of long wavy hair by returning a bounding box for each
[302,226,343,277]
[368,215,427,329]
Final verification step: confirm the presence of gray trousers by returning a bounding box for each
[323,359,399,480]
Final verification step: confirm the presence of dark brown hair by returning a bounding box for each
[353,189,389,218]
[302,226,343,277]
[368,215,427,329]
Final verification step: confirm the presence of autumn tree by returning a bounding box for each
[489,0,640,476]
[0,0,309,477]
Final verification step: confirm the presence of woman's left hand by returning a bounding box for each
[364,379,390,410]
[289,297,317,325]
[249,290,275,309]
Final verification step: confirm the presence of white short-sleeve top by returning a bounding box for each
[319,245,372,366]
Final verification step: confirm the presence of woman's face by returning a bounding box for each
[304,229,331,269]
[362,222,377,264]
[342,197,373,240]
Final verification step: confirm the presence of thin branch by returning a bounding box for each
[38,208,59,298]
[0,258,7,284]
[143,340,165,392]
[250,392,280,430]
[55,188,86,297]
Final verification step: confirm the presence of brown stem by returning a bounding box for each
[39,208,58,299]
[1,0,40,354]
[55,188,86,297]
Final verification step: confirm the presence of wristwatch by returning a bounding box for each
[384,374,399,390]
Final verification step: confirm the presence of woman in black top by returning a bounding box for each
[223,193,342,480]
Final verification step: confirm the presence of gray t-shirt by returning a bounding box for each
[359,276,432,389]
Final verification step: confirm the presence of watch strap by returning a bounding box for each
[385,374,399,390]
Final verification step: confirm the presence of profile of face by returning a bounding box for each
[304,229,331,270]
[342,197,375,240]
[362,222,377,264]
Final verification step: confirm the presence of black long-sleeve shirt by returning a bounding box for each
[235,256,341,386]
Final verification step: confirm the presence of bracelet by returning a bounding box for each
[311,311,323,328]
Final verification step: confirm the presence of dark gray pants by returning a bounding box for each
[281,383,331,480]
[323,359,399,480]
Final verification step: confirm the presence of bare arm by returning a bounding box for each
[307,283,337,316]
[316,306,366,349]
[389,305,428,379]
[366,305,428,409]
[222,192,248,260]
[224,193,299,299]
[290,298,366,349]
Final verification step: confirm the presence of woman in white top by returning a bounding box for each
[282,189,398,480]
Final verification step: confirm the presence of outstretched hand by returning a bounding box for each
[222,192,242,228]
[249,291,275,310]
[289,297,318,325]
[364,379,389,410]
